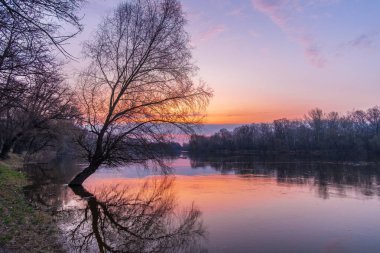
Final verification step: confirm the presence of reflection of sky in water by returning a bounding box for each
[25,157,375,253]
[80,158,380,252]
[92,158,233,178]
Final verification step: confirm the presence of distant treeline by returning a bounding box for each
[186,107,380,158]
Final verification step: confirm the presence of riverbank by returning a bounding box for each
[0,156,63,253]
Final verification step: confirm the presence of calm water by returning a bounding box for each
[23,156,380,253]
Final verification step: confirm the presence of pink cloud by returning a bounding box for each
[227,7,244,17]
[199,25,225,42]
[304,45,325,68]
[251,0,326,68]
[251,0,293,28]
[298,34,326,67]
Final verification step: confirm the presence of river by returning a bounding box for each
[23,156,380,253]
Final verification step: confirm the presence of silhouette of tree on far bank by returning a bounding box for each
[187,107,380,158]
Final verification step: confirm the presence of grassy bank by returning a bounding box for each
[0,158,63,253]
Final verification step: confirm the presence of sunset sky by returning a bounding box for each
[66,0,380,124]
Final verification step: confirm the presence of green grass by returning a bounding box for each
[0,161,64,252]
[0,163,30,246]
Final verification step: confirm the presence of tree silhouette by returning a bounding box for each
[70,0,212,186]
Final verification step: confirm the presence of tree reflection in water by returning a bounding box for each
[189,155,380,199]
[22,156,380,252]
[62,177,206,253]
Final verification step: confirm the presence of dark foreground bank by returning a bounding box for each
[0,156,63,253]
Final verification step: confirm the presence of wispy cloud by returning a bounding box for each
[251,0,294,29]
[298,34,325,68]
[347,30,379,50]
[251,0,326,68]
[304,45,325,68]
[336,29,380,56]
[226,7,244,17]
[199,25,225,43]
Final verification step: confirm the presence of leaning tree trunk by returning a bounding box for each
[69,165,98,186]
[69,131,105,186]
[70,184,95,198]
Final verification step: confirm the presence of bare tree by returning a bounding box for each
[0,0,83,56]
[0,63,79,158]
[0,0,83,114]
[69,0,212,186]
[306,108,324,148]
[366,106,380,135]
[0,19,51,113]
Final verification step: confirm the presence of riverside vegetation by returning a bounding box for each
[187,107,380,159]
[0,156,63,253]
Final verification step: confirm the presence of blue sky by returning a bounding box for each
[64,0,380,123]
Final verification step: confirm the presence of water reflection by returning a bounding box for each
[189,156,380,199]
[22,160,82,213]
[63,178,206,253]
[23,171,207,253]
[22,157,380,253]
